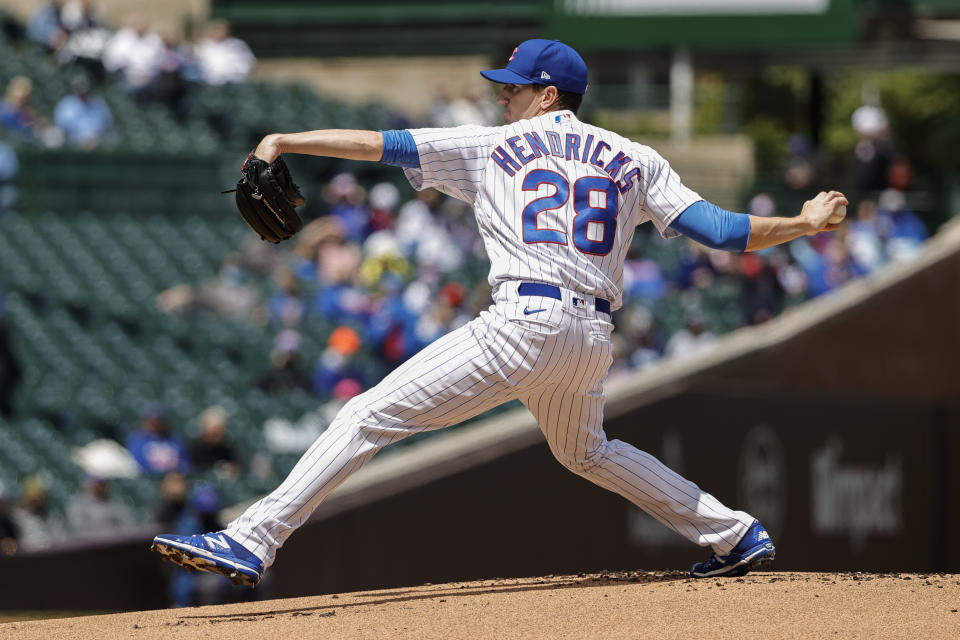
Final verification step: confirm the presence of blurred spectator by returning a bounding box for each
[878,188,928,261]
[157,253,262,320]
[263,381,363,454]
[0,481,19,556]
[26,1,68,51]
[794,235,863,297]
[267,266,304,327]
[240,232,283,278]
[139,23,192,116]
[851,105,894,192]
[782,134,815,192]
[53,77,112,148]
[429,86,497,127]
[0,76,63,147]
[410,282,465,351]
[265,378,362,454]
[102,14,166,92]
[289,217,346,281]
[320,378,363,423]
[429,85,455,127]
[126,402,190,475]
[615,305,661,371]
[396,189,465,273]
[845,199,888,273]
[452,87,499,126]
[71,437,141,479]
[748,192,776,219]
[168,486,235,607]
[0,295,22,416]
[195,254,262,320]
[623,258,667,302]
[0,76,38,137]
[65,475,133,536]
[11,475,68,551]
[313,326,365,395]
[53,0,110,68]
[887,155,913,192]
[821,237,863,291]
[193,20,255,86]
[738,249,785,325]
[257,329,312,395]
[676,242,714,290]
[179,486,221,536]
[60,0,100,33]
[152,471,188,530]
[312,234,370,324]
[359,230,413,290]
[324,172,370,242]
[188,406,240,478]
[315,232,363,289]
[664,314,716,360]
[368,182,401,232]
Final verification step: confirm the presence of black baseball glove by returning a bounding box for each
[234,153,305,243]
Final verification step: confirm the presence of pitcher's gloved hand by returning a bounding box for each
[234,153,305,243]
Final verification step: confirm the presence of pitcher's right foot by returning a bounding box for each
[151,531,264,587]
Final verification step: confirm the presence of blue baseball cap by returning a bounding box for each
[481,39,588,95]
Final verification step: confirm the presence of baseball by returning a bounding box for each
[828,204,847,225]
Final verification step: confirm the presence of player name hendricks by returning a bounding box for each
[490,130,642,193]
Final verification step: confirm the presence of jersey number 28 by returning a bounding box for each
[521,169,619,256]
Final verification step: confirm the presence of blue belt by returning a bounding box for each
[518,282,611,315]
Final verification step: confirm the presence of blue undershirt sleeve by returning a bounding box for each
[379,129,420,169]
[668,200,752,252]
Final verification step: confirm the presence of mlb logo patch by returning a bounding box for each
[572,297,585,308]
[555,113,571,123]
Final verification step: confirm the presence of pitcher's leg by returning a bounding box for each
[524,323,753,555]
[227,311,536,566]
[575,438,753,553]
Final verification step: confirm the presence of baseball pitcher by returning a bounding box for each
[153,39,847,586]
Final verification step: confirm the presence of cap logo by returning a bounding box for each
[508,47,518,62]
[540,71,551,80]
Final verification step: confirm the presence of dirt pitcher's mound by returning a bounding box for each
[4,571,960,639]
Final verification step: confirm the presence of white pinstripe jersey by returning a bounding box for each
[402,110,702,310]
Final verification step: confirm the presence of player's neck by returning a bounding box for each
[529,106,568,121]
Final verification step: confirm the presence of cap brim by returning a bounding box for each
[480,68,534,86]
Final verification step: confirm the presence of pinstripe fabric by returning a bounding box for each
[225,111,754,568]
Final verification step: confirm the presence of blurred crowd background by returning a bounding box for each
[0,0,958,607]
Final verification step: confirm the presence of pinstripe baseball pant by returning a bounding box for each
[226,283,754,567]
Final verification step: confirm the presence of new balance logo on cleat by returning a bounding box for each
[207,534,231,551]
